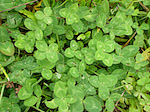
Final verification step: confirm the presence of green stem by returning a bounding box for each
[24,107,30,112]
[81,0,85,6]
[32,77,43,87]
[111,85,126,91]
[0,84,5,102]
[0,80,7,84]
[31,106,45,112]
[89,69,100,75]
[43,0,50,7]
[56,34,60,51]
[44,82,49,88]
[0,64,9,81]
[56,0,68,9]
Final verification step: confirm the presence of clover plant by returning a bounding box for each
[0,0,150,112]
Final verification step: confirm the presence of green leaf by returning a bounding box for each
[0,41,14,56]
[65,48,74,58]
[104,40,115,52]
[25,44,34,53]
[110,93,121,101]
[97,41,104,50]
[66,13,79,25]
[49,43,58,51]
[53,25,66,35]
[0,26,10,42]
[45,98,60,109]
[44,17,53,24]
[77,34,86,40]
[65,95,77,104]
[89,76,100,88]
[46,49,58,63]
[66,30,74,40]
[75,50,84,60]
[56,64,65,73]
[35,11,45,20]
[140,23,149,30]
[84,12,96,22]
[145,83,150,91]
[15,40,26,49]
[102,53,113,66]
[144,105,150,112]
[68,86,85,100]
[44,7,52,17]
[69,3,78,13]
[70,40,78,51]
[34,50,46,60]
[98,85,109,100]
[71,20,83,33]
[84,96,102,112]
[42,68,52,80]
[95,50,105,60]
[59,100,68,112]
[69,67,79,78]
[85,54,95,65]
[59,8,69,17]
[24,95,38,106]
[24,18,37,30]
[105,75,118,87]
[35,28,43,40]
[18,86,33,100]
[54,81,67,98]
[121,45,139,57]
[0,0,13,10]
[137,77,149,85]
[70,100,84,112]
[96,13,106,28]
[36,40,48,51]
[33,85,42,97]
[106,99,114,112]
[77,6,89,19]
[79,60,86,72]
[7,12,23,28]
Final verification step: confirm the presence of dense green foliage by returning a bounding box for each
[0,0,150,112]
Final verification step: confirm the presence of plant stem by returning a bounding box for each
[139,1,149,12]
[89,69,100,75]
[24,107,30,112]
[0,64,9,81]
[123,32,137,48]
[56,34,60,50]
[56,0,68,9]
[111,85,126,91]
[0,80,7,84]
[0,84,5,102]
[43,0,50,7]
[31,106,45,112]
[0,0,38,13]
[43,82,49,88]
[115,90,126,106]
[32,77,43,87]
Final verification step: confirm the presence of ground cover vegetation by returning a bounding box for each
[0,0,150,112]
